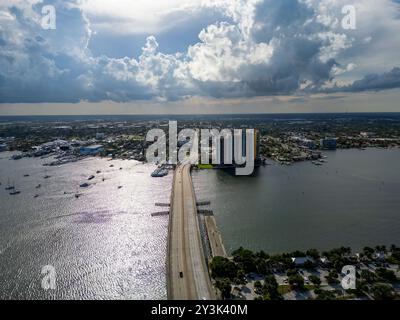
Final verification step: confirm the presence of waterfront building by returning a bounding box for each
[302,139,315,150]
[291,136,316,149]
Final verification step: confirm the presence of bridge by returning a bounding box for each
[167,164,216,300]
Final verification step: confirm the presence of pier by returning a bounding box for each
[205,216,227,258]
[155,203,171,207]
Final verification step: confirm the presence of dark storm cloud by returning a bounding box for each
[325,68,400,93]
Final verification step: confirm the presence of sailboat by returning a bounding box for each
[9,181,20,195]
[43,169,51,179]
[5,178,15,190]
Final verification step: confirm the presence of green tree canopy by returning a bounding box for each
[371,283,395,300]
[210,256,237,280]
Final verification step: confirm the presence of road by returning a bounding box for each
[167,164,216,300]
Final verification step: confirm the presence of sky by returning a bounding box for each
[1,0,400,114]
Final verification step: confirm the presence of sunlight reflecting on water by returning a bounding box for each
[0,153,171,300]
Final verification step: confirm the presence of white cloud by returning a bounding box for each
[1,0,400,104]
[79,0,206,35]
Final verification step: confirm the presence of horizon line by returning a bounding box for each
[1,111,400,117]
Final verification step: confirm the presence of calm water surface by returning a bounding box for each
[0,153,171,299]
[1,148,400,299]
[193,148,400,254]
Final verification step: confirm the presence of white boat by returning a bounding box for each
[5,179,15,190]
[151,167,169,177]
[10,183,20,195]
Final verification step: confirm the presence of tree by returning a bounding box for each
[375,245,387,253]
[316,289,336,300]
[363,247,374,259]
[215,278,232,299]
[340,246,352,256]
[255,257,269,275]
[326,269,339,284]
[232,247,257,273]
[291,250,306,257]
[254,280,263,294]
[391,250,400,263]
[270,254,293,269]
[333,258,346,272]
[256,250,270,260]
[286,269,298,277]
[306,249,320,260]
[210,256,237,280]
[328,269,339,279]
[309,275,321,286]
[236,269,247,284]
[303,259,316,270]
[361,269,378,284]
[263,275,282,300]
[376,268,397,283]
[371,283,395,300]
[289,274,304,289]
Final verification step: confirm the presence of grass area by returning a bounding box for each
[304,285,316,291]
[197,164,214,169]
[278,285,292,295]
[277,285,316,296]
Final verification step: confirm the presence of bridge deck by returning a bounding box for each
[167,164,215,300]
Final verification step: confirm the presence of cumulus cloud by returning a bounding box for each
[1,0,400,103]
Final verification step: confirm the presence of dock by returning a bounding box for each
[151,211,169,217]
[197,209,214,216]
[155,203,171,207]
[196,201,211,206]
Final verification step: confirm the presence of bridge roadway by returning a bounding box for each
[167,164,216,300]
